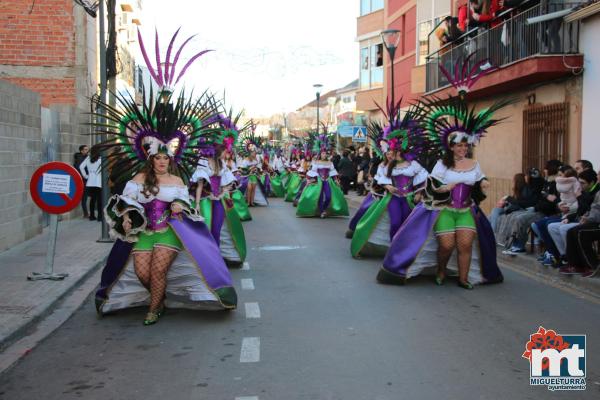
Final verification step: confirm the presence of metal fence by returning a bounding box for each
[425,3,582,93]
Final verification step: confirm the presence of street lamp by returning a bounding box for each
[313,83,323,135]
[380,29,401,121]
[327,96,338,152]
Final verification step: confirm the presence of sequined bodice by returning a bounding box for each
[143,199,171,231]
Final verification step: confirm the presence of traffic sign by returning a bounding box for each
[352,126,367,143]
[30,162,84,215]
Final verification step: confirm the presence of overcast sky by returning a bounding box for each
[139,0,359,117]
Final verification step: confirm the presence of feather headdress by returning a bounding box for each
[137,28,213,94]
[369,98,426,162]
[89,29,219,183]
[413,54,512,156]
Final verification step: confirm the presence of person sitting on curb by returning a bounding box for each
[560,181,600,277]
[545,168,598,268]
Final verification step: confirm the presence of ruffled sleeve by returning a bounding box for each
[329,162,338,177]
[191,165,211,184]
[172,185,191,208]
[474,161,485,182]
[412,161,429,187]
[430,160,447,184]
[103,181,147,242]
[220,168,237,187]
[306,163,318,178]
[375,165,392,185]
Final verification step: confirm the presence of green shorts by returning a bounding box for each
[133,227,183,252]
[434,208,476,235]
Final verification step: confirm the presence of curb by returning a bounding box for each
[498,253,600,302]
[0,257,106,352]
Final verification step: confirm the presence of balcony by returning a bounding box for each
[425,3,584,97]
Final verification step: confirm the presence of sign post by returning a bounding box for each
[28,162,84,281]
[352,126,368,143]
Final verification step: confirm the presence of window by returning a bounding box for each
[360,42,384,90]
[360,47,370,90]
[360,0,384,16]
[416,0,451,65]
[417,21,432,65]
[371,43,383,86]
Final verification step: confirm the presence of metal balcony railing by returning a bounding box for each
[425,2,583,93]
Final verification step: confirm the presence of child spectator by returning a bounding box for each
[555,166,581,218]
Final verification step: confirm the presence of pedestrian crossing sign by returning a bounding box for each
[352,126,367,143]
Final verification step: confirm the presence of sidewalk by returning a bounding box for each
[344,192,600,300]
[0,219,111,350]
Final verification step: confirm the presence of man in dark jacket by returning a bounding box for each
[337,150,354,195]
[561,186,600,277]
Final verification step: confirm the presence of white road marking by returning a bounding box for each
[240,337,260,363]
[244,302,261,319]
[242,262,250,270]
[241,278,255,290]
[235,397,259,400]
[253,245,306,251]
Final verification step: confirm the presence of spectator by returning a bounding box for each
[436,16,462,47]
[472,0,503,28]
[546,168,599,268]
[490,172,532,230]
[337,150,354,195]
[73,145,89,218]
[531,165,578,264]
[332,151,341,170]
[501,159,561,255]
[79,148,103,221]
[560,186,600,277]
[356,147,371,195]
[556,166,581,217]
[575,159,593,174]
[494,167,543,242]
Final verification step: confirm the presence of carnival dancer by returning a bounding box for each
[296,132,349,218]
[259,148,275,197]
[269,148,286,197]
[293,149,313,207]
[224,148,252,221]
[350,104,428,258]
[93,30,237,324]
[377,55,508,288]
[284,149,303,202]
[238,131,269,207]
[191,121,247,267]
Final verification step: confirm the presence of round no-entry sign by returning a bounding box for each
[30,162,84,214]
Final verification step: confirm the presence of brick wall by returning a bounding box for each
[0,0,77,107]
[0,80,43,252]
[0,0,75,67]
[3,78,77,107]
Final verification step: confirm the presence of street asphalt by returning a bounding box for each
[0,198,599,400]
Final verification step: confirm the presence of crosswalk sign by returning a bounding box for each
[352,126,367,143]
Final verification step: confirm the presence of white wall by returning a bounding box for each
[580,14,600,169]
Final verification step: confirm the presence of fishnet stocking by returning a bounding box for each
[436,234,455,278]
[149,247,178,312]
[456,229,476,283]
[133,252,152,289]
